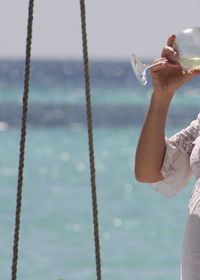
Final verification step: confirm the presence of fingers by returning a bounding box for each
[161,46,178,62]
[150,58,179,72]
[188,69,200,77]
[150,58,167,72]
[192,69,200,74]
[181,69,200,83]
[161,34,179,63]
[167,34,176,47]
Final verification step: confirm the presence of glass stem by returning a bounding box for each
[145,60,166,71]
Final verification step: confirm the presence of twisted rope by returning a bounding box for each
[11,0,34,279]
[79,1,102,279]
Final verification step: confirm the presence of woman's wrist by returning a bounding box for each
[150,89,174,113]
[152,87,175,97]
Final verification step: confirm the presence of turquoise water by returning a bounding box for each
[0,60,199,279]
[1,125,194,280]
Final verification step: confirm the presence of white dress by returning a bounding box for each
[150,113,200,280]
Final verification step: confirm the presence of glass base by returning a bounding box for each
[131,55,147,86]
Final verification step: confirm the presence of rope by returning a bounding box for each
[11,0,34,279]
[79,1,102,279]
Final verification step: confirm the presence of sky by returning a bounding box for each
[0,0,200,59]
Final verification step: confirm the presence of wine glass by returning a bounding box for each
[174,27,200,70]
[131,27,200,86]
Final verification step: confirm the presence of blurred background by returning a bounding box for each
[1,0,200,279]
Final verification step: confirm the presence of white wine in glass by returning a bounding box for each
[175,27,200,70]
[131,27,200,86]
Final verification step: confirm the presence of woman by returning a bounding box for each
[135,34,200,279]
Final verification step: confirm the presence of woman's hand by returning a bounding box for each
[150,34,200,96]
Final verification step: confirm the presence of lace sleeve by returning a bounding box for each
[150,115,200,198]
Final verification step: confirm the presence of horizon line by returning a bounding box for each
[0,56,154,62]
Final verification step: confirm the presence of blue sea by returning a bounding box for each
[1,59,200,280]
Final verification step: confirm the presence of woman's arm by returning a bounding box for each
[135,91,173,183]
[134,34,200,183]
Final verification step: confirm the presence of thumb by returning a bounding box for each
[183,69,200,82]
[190,69,200,76]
